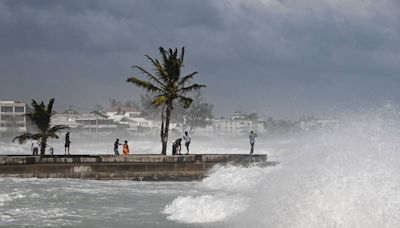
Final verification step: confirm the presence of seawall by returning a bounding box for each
[0,154,273,181]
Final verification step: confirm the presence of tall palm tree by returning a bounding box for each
[13,98,69,156]
[127,47,206,155]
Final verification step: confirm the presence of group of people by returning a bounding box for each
[114,139,130,157]
[31,130,259,156]
[172,131,191,155]
[30,131,71,155]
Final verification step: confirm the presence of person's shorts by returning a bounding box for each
[185,142,190,147]
[65,144,70,148]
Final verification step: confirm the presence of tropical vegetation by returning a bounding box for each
[13,98,69,155]
[127,47,206,155]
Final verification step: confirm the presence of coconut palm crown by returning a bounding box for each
[13,98,69,155]
[127,47,205,155]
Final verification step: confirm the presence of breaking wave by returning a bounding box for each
[164,104,400,227]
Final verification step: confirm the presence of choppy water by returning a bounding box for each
[1,105,400,227]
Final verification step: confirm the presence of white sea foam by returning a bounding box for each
[0,141,29,154]
[163,194,248,224]
[0,192,26,206]
[198,165,275,192]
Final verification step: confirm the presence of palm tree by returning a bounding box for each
[13,98,69,156]
[127,47,206,155]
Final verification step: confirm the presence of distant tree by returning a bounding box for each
[109,98,123,108]
[13,99,69,156]
[93,104,104,114]
[246,112,259,121]
[127,47,205,155]
[124,100,139,108]
[182,92,213,133]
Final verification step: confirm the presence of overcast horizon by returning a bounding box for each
[1,0,400,120]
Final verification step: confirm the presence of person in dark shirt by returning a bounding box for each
[174,138,182,155]
[65,132,71,155]
[114,139,122,155]
[249,131,258,155]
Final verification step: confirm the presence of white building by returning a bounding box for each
[213,118,265,136]
[74,113,118,133]
[210,111,265,136]
[51,109,82,129]
[51,110,119,133]
[106,107,141,119]
[0,101,27,137]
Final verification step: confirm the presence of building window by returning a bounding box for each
[1,115,13,121]
[14,115,24,121]
[1,106,13,112]
[15,107,25,112]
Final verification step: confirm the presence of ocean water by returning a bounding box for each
[1,105,400,227]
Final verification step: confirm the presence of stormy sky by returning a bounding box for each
[1,0,400,119]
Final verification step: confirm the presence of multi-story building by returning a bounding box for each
[212,111,265,136]
[0,101,27,138]
[213,118,265,136]
[75,113,118,133]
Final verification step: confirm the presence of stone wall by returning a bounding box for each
[0,154,271,181]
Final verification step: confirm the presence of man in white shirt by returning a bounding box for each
[249,131,257,155]
[31,139,40,155]
[183,131,191,155]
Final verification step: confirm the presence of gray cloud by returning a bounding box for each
[1,0,400,119]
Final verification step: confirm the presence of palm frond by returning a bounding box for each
[47,132,60,139]
[159,47,169,66]
[151,95,168,107]
[47,98,55,115]
[13,132,38,144]
[132,65,165,88]
[144,55,168,80]
[178,83,206,94]
[31,99,41,110]
[180,47,185,65]
[127,77,163,93]
[178,72,198,87]
[48,125,69,133]
[177,96,193,109]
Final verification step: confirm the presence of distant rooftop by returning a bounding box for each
[62,109,80,115]
[106,106,140,113]
[0,101,25,104]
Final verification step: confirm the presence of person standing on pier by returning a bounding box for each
[249,131,258,155]
[114,139,122,155]
[31,139,40,155]
[174,138,182,155]
[65,132,71,155]
[183,131,191,155]
[123,140,129,158]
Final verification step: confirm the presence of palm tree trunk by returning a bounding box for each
[161,104,172,155]
[40,138,47,156]
[160,105,166,155]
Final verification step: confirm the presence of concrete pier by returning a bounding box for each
[0,154,273,181]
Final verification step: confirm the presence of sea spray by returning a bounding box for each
[226,105,400,228]
[164,104,400,227]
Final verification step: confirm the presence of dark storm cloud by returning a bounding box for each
[0,0,223,52]
[1,0,400,118]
